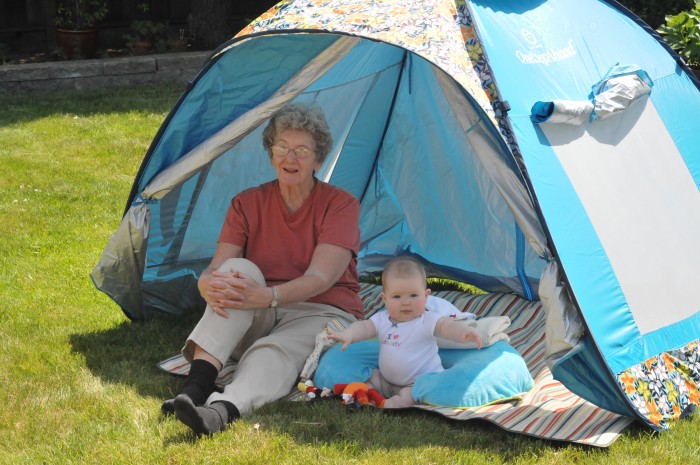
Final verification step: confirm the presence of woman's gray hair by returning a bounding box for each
[262,104,333,164]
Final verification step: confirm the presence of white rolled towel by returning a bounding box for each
[436,316,511,349]
[426,295,511,349]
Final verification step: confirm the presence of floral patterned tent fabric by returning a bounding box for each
[236,0,519,151]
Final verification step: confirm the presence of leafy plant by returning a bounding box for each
[658,1,700,67]
[128,19,167,42]
[122,3,168,54]
[55,0,109,30]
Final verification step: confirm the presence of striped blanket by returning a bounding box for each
[158,283,634,447]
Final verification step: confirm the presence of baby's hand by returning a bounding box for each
[461,328,483,349]
[327,332,352,351]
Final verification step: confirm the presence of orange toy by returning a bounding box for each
[333,382,385,408]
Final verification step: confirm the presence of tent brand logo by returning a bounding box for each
[516,28,577,66]
[520,28,542,49]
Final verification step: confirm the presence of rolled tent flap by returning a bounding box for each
[530,65,652,125]
[539,260,584,359]
[90,201,151,320]
[530,100,594,125]
[590,67,653,121]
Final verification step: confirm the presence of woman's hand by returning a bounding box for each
[197,242,270,318]
[197,241,353,318]
[202,269,272,317]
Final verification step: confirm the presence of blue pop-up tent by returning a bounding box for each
[92,0,700,432]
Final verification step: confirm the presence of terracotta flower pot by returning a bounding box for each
[56,28,99,59]
[133,40,153,56]
[168,38,189,53]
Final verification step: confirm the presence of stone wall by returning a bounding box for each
[1,52,699,95]
[0,51,211,94]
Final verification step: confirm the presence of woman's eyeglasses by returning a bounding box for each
[270,144,316,160]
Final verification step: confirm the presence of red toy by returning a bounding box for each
[333,382,385,408]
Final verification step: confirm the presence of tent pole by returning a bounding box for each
[358,50,409,204]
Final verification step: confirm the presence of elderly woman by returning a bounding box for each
[162,104,364,435]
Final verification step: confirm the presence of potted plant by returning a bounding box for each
[123,3,167,56]
[168,28,189,53]
[125,19,167,55]
[55,0,109,59]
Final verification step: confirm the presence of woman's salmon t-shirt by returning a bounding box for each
[218,180,364,319]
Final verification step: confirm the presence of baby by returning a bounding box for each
[330,256,482,408]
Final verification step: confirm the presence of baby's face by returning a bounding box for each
[381,274,430,323]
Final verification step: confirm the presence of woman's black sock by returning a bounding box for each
[180,359,219,405]
[161,359,219,415]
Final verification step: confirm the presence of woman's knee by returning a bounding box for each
[217,258,265,285]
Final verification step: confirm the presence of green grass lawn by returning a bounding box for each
[0,84,698,464]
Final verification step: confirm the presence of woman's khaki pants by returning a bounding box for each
[182,258,355,416]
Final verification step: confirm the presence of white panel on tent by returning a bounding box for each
[541,97,700,337]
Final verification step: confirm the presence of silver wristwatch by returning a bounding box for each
[269,286,279,308]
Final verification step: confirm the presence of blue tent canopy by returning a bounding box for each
[92,0,700,431]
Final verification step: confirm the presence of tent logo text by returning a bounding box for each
[516,29,577,66]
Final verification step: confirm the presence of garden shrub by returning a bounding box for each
[657,2,700,67]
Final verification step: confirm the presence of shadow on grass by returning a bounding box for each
[0,83,185,127]
[69,311,200,399]
[69,307,642,455]
[160,394,643,459]
[162,399,622,458]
